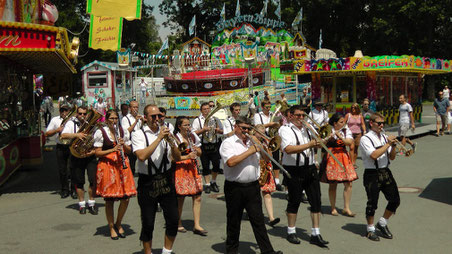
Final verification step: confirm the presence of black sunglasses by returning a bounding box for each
[238,126,251,131]
[373,121,385,125]
[78,112,87,115]
[150,114,163,119]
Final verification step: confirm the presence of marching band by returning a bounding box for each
[46,95,408,253]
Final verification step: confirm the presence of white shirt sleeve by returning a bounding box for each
[253,113,262,125]
[93,129,103,148]
[344,127,353,139]
[192,117,202,132]
[192,132,201,147]
[359,135,375,158]
[123,128,132,146]
[324,110,330,124]
[61,121,74,134]
[219,139,236,164]
[132,130,146,153]
[408,104,413,113]
[121,116,132,133]
[279,126,295,152]
[46,117,59,132]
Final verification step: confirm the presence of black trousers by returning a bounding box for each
[70,155,97,189]
[271,149,280,173]
[224,180,274,254]
[200,145,221,176]
[43,110,51,127]
[137,174,179,242]
[363,168,400,217]
[128,152,137,175]
[56,144,71,191]
[285,165,322,214]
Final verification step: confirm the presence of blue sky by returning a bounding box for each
[144,0,171,40]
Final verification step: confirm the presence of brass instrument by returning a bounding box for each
[250,125,281,152]
[302,112,331,138]
[59,106,78,145]
[114,124,128,169]
[69,110,102,158]
[244,133,292,179]
[381,130,414,157]
[258,158,271,186]
[159,121,181,149]
[203,101,223,143]
[268,100,289,138]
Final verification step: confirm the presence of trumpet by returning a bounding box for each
[381,130,414,157]
[250,125,281,152]
[244,133,292,179]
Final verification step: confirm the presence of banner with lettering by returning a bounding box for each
[87,0,142,20]
[88,15,123,51]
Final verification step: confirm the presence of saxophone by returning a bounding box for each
[59,106,78,145]
[69,110,102,158]
[203,102,223,143]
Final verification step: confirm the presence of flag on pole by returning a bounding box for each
[220,3,226,21]
[274,0,281,20]
[189,15,196,36]
[157,38,168,56]
[291,7,303,28]
[319,29,323,49]
[260,0,268,16]
[235,0,240,17]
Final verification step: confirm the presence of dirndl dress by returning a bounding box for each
[320,138,357,183]
[174,148,203,196]
[260,161,276,193]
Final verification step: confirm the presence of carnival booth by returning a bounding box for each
[81,60,137,108]
[0,1,78,185]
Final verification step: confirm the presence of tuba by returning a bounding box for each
[203,102,223,143]
[59,106,78,145]
[69,110,102,158]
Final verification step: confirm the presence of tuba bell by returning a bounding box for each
[203,101,223,143]
[69,110,102,158]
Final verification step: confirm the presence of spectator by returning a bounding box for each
[443,85,450,100]
[344,103,366,168]
[433,91,450,136]
[362,99,374,132]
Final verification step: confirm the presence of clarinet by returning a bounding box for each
[114,124,128,169]
[187,130,201,171]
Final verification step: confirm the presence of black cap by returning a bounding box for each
[60,104,71,110]
[314,101,324,107]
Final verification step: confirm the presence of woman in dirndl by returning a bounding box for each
[94,109,136,240]
[255,124,280,227]
[321,113,358,217]
[173,116,207,236]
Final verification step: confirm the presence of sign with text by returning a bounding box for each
[87,0,142,20]
[88,15,123,51]
[216,13,286,31]
[0,27,56,49]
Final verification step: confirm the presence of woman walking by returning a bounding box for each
[94,110,137,240]
[344,103,366,168]
[173,116,207,236]
[321,113,358,217]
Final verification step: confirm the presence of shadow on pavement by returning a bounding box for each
[66,202,105,211]
[212,241,259,253]
[341,223,365,237]
[267,226,309,242]
[419,177,452,205]
[94,223,136,237]
[180,219,194,231]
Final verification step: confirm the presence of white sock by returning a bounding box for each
[78,201,86,208]
[287,226,296,234]
[311,228,320,236]
[206,182,211,186]
[378,217,387,226]
[87,200,95,207]
[275,178,280,185]
[162,247,172,254]
[367,224,375,232]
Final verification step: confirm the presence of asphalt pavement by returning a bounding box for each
[0,105,451,254]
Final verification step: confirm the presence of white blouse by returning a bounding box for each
[93,126,131,148]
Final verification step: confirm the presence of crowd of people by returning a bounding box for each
[42,86,451,254]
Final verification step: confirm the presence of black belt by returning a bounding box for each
[225,180,258,187]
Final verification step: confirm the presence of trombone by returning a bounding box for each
[244,133,292,179]
[381,130,414,157]
[250,125,281,152]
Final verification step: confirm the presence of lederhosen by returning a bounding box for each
[198,117,221,176]
[362,135,400,217]
[284,127,321,214]
[137,128,178,242]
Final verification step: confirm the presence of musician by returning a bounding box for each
[253,100,282,191]
[121,100,143,175]
[94,110,137,240]
[308,101,329,129]
[119,103,129,123]
[158,107,175,133]
[192,102,223,193]
[173,116,207,236]
[359,113,400,241]
[60,106,98,215]
[45,104,71,198]
[223,102,241,138]
[279,105,329,248]
[219,116,282,254]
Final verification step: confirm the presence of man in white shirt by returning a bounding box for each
[140,78,148,103]
[158,107,175,133]
[121,100,143,175]
[132,105,181,254]
[398,95,416,150]
[443,85,450,100]
[45,104,72,198]
[60,106,98,215]
[220,116,282,254]
[359,113,399,241]
[308,102,329,129]
[192,102,223,193]
[223,102,241,138]
[119,103,129,123]
[279,105,329,248]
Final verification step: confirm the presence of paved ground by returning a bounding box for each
[1,105,451,254]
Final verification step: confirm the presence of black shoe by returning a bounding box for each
[366,231,380,241]
[269,218,280,227]
[79,206,86,214]
[71,191,78,199]
[204,185,211,194]
[286,233,300,244]
[193,229,208,236]
[114,225,126,238]
[60,190,69,199]
[309,235,329,248]
[110,235,119,240]
[276,184,283,191]
[211,182,219,193]
[88,205,98,215]
[376,223,393,239]
[301,192,308,203]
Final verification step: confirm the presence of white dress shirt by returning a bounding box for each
[359,131,393,169]
[192,114,223,143]
[46,116,64,144]
[222,116,236,136]
[279,123,316,166]
[162,121,175,133]
[253,112,272,133]
[309,109,329,127]
[93,126,131,148]
[61,118,81,135]
[121,113,142,133]
[132,125,172,175]
[220,135,260,183]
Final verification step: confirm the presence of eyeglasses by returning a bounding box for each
[238,126,251,131]
[373,121,385,125]
[78,112,87,115]
[150,114,163,119]
[209,105,215,108]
